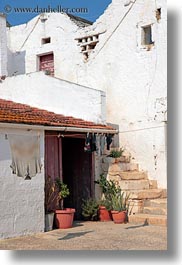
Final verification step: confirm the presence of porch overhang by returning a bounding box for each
[0,122,118,134]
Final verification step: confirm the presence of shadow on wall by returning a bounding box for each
[7,49,26,76]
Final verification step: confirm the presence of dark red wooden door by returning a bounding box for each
[45,133,62,211]
[39,53,54,76]
[45,134,62,181]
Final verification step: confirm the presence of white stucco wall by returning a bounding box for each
[0,14,7,76]
[5,0,167,188]
[0,127,44,239]
[0,71,106,124]
[6,13,81,82]
[74,0,167,188]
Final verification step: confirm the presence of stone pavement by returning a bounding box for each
[0,221,167,250]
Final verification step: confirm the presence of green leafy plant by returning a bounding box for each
[95,174,121,203]
[82,198,99,221]
[111,192,130,212]
[109,148,125,158]
[95,174,122,211]
[99,199,112,211]
[55,178,70,210]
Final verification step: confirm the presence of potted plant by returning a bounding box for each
[55,178,75,229]
[81,198,99,221]
[108,148,125,163]
[45,176,57,232]
[98,199,112,222]
[95,174,121,221]
[111,192,130,224]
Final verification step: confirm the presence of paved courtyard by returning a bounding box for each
[0,221,167,250]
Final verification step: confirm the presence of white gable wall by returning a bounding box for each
[7,13,82,82]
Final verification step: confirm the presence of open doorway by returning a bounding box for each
[45,132,94,220]
[62,137,94,220]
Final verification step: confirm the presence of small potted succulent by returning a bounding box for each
[55,178,75,229]
[95,174,121,222]
[111,192,130,224]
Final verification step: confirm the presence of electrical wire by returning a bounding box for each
[119,124,165,134]
[90,0,137,61]
[19,16,41,51]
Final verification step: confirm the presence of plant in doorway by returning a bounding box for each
[45,176,57,232]
[81,198,99,221]
[55,178,75,229]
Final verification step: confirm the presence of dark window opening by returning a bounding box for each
[156,8,161,21]
[141,25,154,46]
[42,37,51,45]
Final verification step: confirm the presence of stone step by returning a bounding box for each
[161,189,167,198]
[129,213,167,227]
[108,163,139,172]
[143,207,167,215]
[144,198,167,208]
[101,162,139,173]
[128,199,144,215]
[109,171,148,181]
[149,180,158,189]
[102,156,130,164]
[118,180,150,190]
[125,189,163,200]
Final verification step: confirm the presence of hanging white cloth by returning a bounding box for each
[8,134,42,179]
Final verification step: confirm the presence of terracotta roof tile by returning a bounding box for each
[0,99,114,131]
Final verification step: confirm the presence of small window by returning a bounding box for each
[42,37,51,45]
[156,8,161,21]
[141,25,153,46]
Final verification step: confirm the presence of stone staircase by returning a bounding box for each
[101,155,167,227]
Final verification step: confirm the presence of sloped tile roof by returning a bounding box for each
[0,98,114,131]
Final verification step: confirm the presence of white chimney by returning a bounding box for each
[0,14,7,77]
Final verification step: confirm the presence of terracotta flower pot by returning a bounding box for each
[99,206,112,222]
[111,210,127,224]
[55,208,75,229]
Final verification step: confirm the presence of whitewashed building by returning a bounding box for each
[0,0,167,238]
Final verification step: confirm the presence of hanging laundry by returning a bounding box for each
[106,134,113,150]
[96,135,101,155]
[8,134,42,179]
[91,134,97,152]
[100,135,106,155]
[84,133,91,153]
